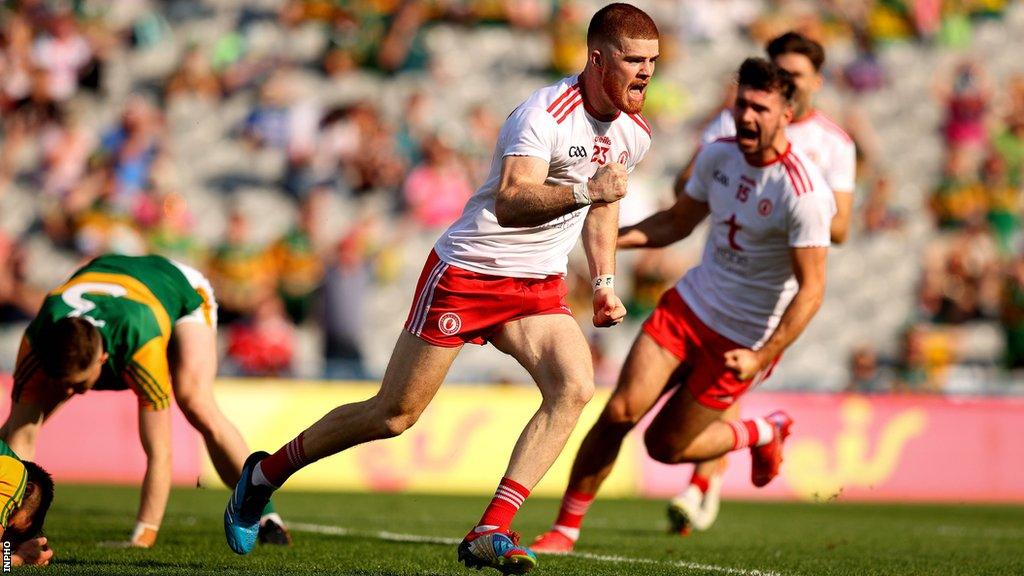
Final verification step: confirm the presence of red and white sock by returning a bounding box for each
[252,432,311,488]
[727,418,774,450]
[470,477,530,538]
[550,490,595,542]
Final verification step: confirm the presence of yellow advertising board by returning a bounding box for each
[203,381,639,497]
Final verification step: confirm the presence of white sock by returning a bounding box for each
[753,417,774,447]
[260,512,284,527]
[553,525,580,542]
[251,461,276,488]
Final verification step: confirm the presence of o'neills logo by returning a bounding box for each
[438,312,462,335]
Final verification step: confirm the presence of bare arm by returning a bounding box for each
[133,407,172,547]
[672,149,700,199]
[582,201,626,327]
[494,156,626,228]
[618,193,710,249]
[830,190,854,244]
[724,246,828,379]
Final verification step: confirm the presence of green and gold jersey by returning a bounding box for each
[16,254,205,410]
[0,439,27,528]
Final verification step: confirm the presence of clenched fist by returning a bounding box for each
[592,288,627,327]
[587,162,628,204]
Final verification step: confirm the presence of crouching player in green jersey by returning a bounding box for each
[0,254,290,548]
[0,438,55,567]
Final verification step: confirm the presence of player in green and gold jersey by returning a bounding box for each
[0,254,290,548]
[0,438,54,566]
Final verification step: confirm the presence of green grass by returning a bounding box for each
[37,484,1024,575]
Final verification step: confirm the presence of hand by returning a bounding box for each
[12,536,54,566]
[588,163,628,204]
[592,288,626,327]
[723,348,765,381]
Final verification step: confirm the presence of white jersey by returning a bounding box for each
[700,109,856,193]
[677,138,835,349]
[434,75,653,278]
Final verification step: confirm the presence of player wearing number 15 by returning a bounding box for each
[532,58,834,553]
[0,254,291,548]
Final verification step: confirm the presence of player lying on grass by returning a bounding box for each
[667,31,856,536]
[532,57,833,553]
[0,438,55,566]
[224,3,657,574]
[0,254,290,549]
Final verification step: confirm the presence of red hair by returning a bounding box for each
[587,3,659,48]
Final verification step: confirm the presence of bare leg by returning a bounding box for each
[299,331,461,460]
[565,332,680,494]
[171,321,250,485]
[644,387,733,464]
[689,402,740,480]
[490,314,596,489]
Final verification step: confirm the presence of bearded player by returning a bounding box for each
[532,57,833,553]
[666,32,856,534]
[1,254,290,548]
[224,4,657,574]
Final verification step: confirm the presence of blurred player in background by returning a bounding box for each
[0,438,55,567]
[224,3,657,574]
[667,32,856,534]
[532,57,833,553]
[0,254,291,548]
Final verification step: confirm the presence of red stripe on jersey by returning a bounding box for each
[790,154,813,193]
[548,84,580,115]
[557,99,583,124]
[551,92,581,120]
[812,112,853,143]
[781,158,805,196]
[628,113,652,136]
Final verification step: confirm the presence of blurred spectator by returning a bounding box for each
[893,324,955,392]
[207,210,275,324]
[31,11,92,102]
[97,96,166,204]
[919,227,1001,325]
[226,294,295,376]
[845,345,889,393]
[401,135,473,230]
[0,233,43,324]
[980,152,1021,253]
[861,174,904,235]
[322,225,372,381]
[1000,253,1024,369]
[165,45,222,103]
[992,107,1024,189]
[842,32,887,94]
[37,106,93,197]
[270,189,330,324]
[930,148,986,230]
[588,332,619,389]
[936,61,991,155]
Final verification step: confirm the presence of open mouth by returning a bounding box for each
[628,83,647,99]
[737,126,758,140]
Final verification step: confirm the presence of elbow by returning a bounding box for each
[494,196,521,228]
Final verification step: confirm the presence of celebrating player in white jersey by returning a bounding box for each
[224,3,658,574]
[532,58,833,553]
[668,32,855,534]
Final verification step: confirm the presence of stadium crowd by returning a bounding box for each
[0,0,1022,394]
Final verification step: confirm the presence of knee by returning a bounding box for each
[643,427,695,464]
[600,396,645,431]
[543,378,594,414]
[374,399,423,438]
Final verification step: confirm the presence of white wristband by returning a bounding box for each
[573,182,592,206]
[592,275,614,292]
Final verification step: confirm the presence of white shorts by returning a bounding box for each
[170,259,219,329]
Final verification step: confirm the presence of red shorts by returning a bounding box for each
[404,250,573,347]
[642,289,778,410]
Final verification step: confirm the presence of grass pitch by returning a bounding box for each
[40,484,1024,575]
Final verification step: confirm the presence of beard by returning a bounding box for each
[602,71,645,115]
